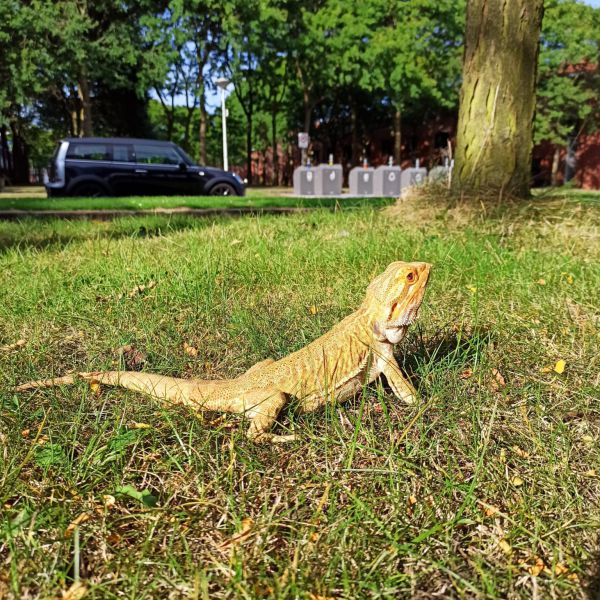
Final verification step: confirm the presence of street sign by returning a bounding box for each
[298,132,310,149]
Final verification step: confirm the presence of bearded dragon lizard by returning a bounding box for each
[16,261,431,442]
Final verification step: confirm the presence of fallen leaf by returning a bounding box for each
[511,476,524,487]
[537,278,546,285]
[554,563,569,576]
[528,557,546,577]
[498,539,512,554]
[512,446,530,459]
[65,512,90,538]
[459,368,473,380]
[408,495,417,506]
[584,469,597,477]
[102,494,116,509]
[116,345,147,370]
[0,339,26,352]
[373,402,383,413]
[61,581,87,600]
[309,305,318,315]
[230,239,242,246]
[130,422,151,430]
[218,517,255,550]
[491,368,506,390]
[554,359,566,374]
[466,285,477,293]
[582,435,594,445]
[21,429,30,438]
[183,342,198,357]
[484,504,500,517]
[89,380,101,395]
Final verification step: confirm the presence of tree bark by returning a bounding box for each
[550,146,560,186]
[246,113,253,184]
[199,93,207,165]
[393,107,402,165]
[351,104,360,166]
[10,122,29,185]
[453,0,544,197]
[1,125,13,177]
[271,108,279,185]
[78,70,93,137]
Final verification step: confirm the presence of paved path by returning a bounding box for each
[0,206,313,221]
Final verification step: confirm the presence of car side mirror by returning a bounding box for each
[178,162,188,171]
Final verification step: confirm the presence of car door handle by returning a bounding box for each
[135,169,148,174]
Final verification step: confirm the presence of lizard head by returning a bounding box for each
[366,261,431,344]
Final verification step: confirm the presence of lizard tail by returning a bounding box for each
[15,371,206,410]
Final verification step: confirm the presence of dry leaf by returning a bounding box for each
[484,504,500,517]
[491,368,506,389]
[528,557,546,577]
[218,517,255,550]
[21,429,30,438]
[0,339,26,352]
[309,305,318,315]
[130,422,151,430]
[554,563,569,576]
[498,539,512,554]
[117,345,147,370]
[61,581,87,600]
[65,512,90,538]
[512,446,530,459]
[183,342,198,357]
[554,360,566,374]
[537,278,546,285]
[582,435,594,445]
[230,239,242,246]
[89,380,101,395]
[459,368,473,380]
[466,285,477,293]
[408,495,417,506]
[584,469,597,477]
[511,476,524,487]
[103,494,116,509]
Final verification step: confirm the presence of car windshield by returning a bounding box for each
[175,146,196,166]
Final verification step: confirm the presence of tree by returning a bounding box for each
[370,0,464,165]
[535,0,600,185]
[453,0,544,197]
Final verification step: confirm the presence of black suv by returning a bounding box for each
[46,137,245,197]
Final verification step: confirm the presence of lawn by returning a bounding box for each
[0,192,599,598]
[0,187,393,213]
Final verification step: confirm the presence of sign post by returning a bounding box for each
[298,132,310,166]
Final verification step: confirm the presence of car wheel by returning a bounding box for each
[209,182,237,196]
[72,182,107,197]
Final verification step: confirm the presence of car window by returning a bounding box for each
[134,144,181,165]
[66,143,109,161]
[113,145,131,162]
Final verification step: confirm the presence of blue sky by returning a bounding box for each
[583,0,600,6]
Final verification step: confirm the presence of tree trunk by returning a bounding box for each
[351,104,360,166]
[453,0,544,197]
[1,125,13,177]
[10,122,29,185]
[199,93,207,165]
[246,113,253,185]
[271,108,279,186]
[393,107,401,165]
[78,71,93,137]
[550,146,560,186]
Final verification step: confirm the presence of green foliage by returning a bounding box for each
[535,0,600,145]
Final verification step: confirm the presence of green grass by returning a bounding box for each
[1,193,599,598]
[0,193,393,212]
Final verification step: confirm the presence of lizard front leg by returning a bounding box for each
[380,358,417,404]
[242,387,295,443]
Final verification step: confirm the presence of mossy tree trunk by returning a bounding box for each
[453,0,544,197]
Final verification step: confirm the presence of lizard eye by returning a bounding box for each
[406,271,418,284]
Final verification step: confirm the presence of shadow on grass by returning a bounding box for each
[399,324,493,385]
[0,214,238,255]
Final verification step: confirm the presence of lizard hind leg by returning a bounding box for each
[242,387,295,443]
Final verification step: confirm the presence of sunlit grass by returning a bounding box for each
[1,194,599,598]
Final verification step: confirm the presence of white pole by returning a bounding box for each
[221,87,228,171]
